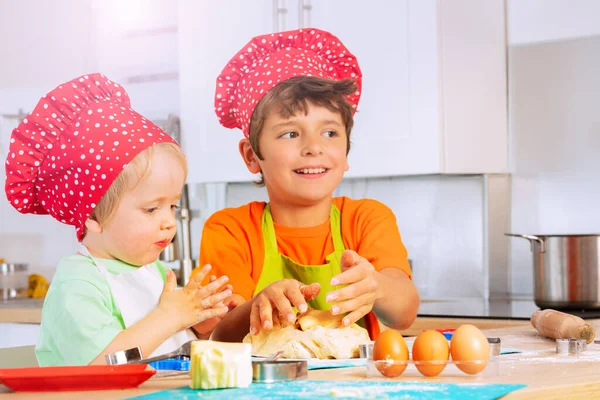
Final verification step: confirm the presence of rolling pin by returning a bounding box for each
[531,309,596,344]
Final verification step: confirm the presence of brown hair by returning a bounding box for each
[248,76,357,186]
[90,142,187,226]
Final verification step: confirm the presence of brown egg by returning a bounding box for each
[450,324,490,375]
[412,330,449,377]
[372,329,409,377]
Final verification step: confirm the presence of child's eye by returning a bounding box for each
[145,207,157,214]
[322,130,338,138]
[171,204,180,211]
[280,131,299,139]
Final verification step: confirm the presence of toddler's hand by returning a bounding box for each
[191,275,238,336]
[158,265,231,331]
[250,279,321,335]
[326,250,383,326]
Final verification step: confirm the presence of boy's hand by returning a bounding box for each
[326,250,383,326]
[250,280,321,335]
[158,265,231,331]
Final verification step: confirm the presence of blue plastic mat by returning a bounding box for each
[129,380,526,399]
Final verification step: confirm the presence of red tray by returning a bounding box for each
[0,364,156,392]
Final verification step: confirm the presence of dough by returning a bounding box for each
[243,309,371,359]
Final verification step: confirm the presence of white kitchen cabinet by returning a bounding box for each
[0,323,40,349]
[178,0,507,183]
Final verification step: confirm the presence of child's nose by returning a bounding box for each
[161,211,177,230]
[301,137,324,156]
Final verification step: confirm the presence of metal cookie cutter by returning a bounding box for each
[359,343,374,359]
[556,338,587,356]
[487,337,501,357]
[252,360,308,383]
[105,347,143,365]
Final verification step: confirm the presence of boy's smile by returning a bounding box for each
[252,101,349,208]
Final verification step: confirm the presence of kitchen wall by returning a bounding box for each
[0,0,506,301]
[507,1,600,296]
[4,1,598,303]
[0,0,180,279]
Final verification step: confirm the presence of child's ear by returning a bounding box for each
[84,217,103,233]
[239,138,261,174]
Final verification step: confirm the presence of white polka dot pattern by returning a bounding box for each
[214,28,362,137]
[4,73,178,241]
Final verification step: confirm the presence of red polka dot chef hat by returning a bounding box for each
[5,73,178,241]
[215,28,363,137]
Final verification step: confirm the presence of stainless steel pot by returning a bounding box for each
[506,234,600,309]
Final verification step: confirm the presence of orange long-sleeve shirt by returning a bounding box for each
[197,197,412,300]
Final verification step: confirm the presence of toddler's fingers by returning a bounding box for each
[162,270,177,294]
[200,275,229,295]
[199,289,232,309]
[183,265,212,294]
[196,306,229,322]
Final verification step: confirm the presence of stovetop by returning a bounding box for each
[417,298,600,320]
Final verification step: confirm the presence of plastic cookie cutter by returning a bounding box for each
[556,338,587,356]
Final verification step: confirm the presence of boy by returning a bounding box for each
[196,28,420,342]
[5,73,231,365]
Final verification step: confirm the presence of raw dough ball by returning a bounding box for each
[243,309,371,359]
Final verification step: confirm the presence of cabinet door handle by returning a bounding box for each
[298,0,312,28]
[273,0,288,32]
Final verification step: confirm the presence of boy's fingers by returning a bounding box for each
[250,301,262,335]
[330,261,369,286]
[329,292,373,316]
[340,249,360,272]
[285,286,309,315]
[327,278,371,303]
[299,282,321,302]
[257,297,274,331]
[226,298,238,309]
[270,291,296,324]
[339,306,371,327]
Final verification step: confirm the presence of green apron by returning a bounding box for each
[254,204,367,330]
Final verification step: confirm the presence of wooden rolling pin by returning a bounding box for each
[531,309,596,344]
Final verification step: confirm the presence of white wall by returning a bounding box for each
[508,0,600,45]
[508,27,600,296]
[0,0,180,279]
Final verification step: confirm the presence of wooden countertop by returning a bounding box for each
[0,300,43,324]
[2,318,600,399]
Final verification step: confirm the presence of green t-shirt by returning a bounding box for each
[35,254,166,366]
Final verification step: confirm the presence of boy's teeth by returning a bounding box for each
[296,168,326,174]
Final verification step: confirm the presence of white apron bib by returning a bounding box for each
[79,245,196,358]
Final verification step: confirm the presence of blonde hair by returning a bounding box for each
[90,142,187,225]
